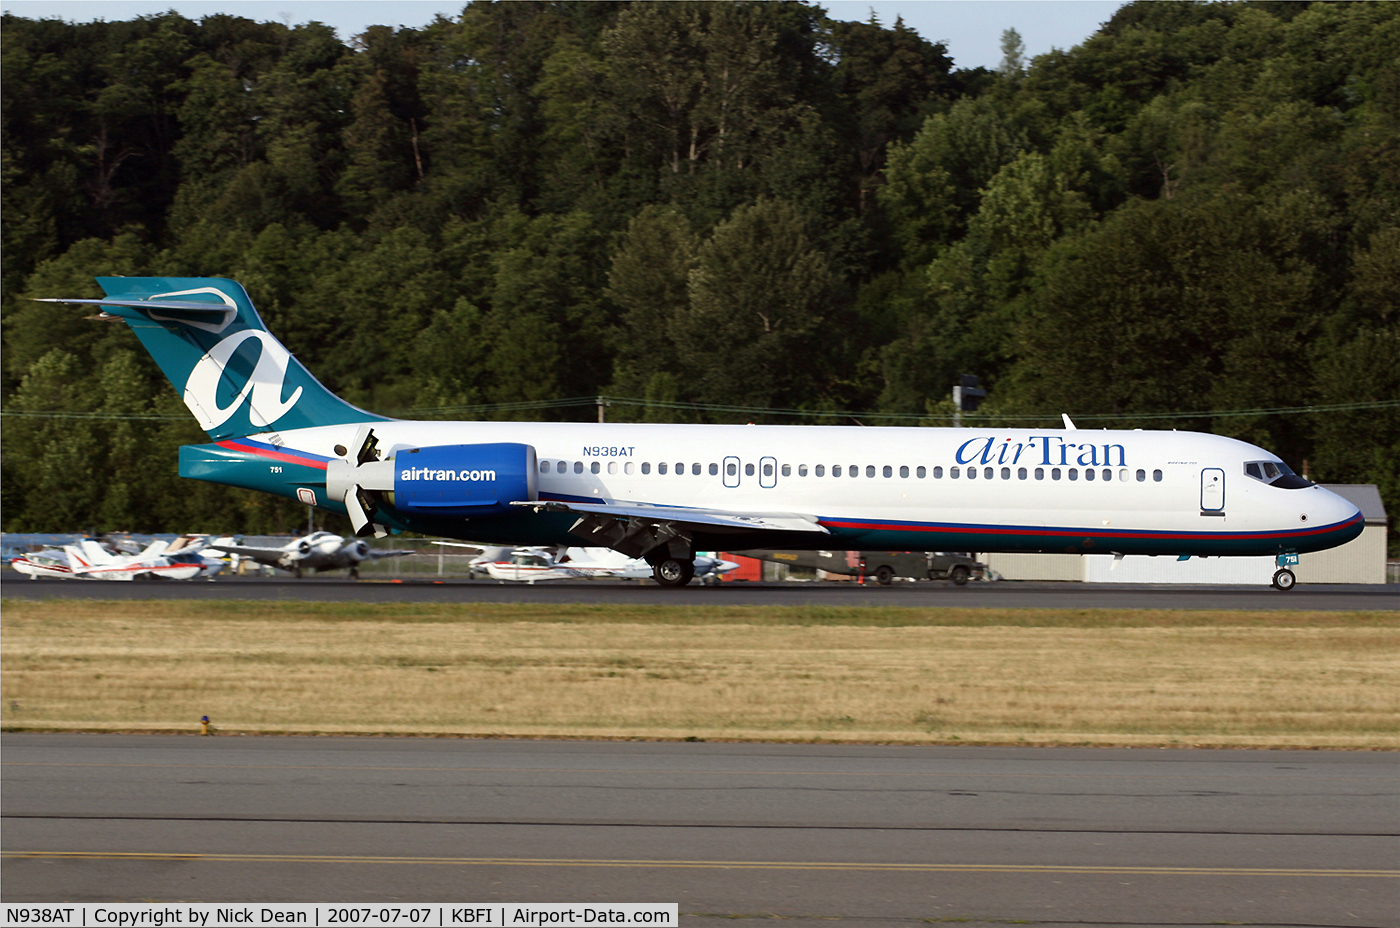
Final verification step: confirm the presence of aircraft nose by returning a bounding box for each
[1311,486,1362,533]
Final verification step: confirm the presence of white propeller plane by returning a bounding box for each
[474,546,738,584]
[209,531,414,579]
[10,536,223,581]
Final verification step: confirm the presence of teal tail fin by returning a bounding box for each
[40,277,384,440]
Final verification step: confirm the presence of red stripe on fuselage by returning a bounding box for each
[217,440,329,471]
[817,511,1361,543]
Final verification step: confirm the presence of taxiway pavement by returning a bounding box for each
[2,735,1396,926]
[2,575,1396,611]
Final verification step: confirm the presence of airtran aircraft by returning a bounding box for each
[42,277,1363,590]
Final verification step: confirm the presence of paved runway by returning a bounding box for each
[2,735,1396,926]
[3,575,1396,610]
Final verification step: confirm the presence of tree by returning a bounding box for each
[675,198,840,412]
[606,205,700,402]
[998,28,1025,81]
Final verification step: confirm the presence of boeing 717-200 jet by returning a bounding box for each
[39,278,1364,590]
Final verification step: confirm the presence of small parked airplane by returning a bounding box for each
[39,277,1366,590]
[476,546,738,584]
[209,531,414,578]
[11,536,223,581]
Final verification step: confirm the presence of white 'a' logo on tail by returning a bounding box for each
[183,330,304,431]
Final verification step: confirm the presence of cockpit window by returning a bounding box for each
[1244,460,1311,488]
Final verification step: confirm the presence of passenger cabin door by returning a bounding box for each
[1200,468,1225,512]
[723,455,740,488]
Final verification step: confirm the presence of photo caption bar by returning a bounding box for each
[1,906,678,928]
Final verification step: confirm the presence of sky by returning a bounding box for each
[2,1,1125,71]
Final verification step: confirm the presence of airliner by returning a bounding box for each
[41,277,1364,590]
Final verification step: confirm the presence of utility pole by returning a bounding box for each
[952,374,986,427]
[597,396,607,423]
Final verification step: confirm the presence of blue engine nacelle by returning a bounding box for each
[392,443,537,517]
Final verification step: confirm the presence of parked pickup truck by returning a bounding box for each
[737,550,985,585]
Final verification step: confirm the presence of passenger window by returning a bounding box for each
[540,461,550,473]
[1102,468,1111,481]
[574,461,584,474]
[851,465,859,478]
[694,463,704,475]
[763,463,774,477]
[726,462,737,477]
[917,466,926,478]
[833,465,842,477]
[591,462,601,474]
[709,463,718,475]
[867,465,877,477]
[676,462,684,474]
[557,461,567,473]
[899,465,909,478]
[1052,468,1061,480]
[968,467,977,480]
[1001,467,1010,479]
[1018,467,1027,480]
[798,465,808,477]
[1136,469,1145,482]
[815,465,825,477]
[642,462,651,475]
[781,464,790,477]
[951,466,960,478]
[1119,468,1128,482]
[608,461,618,475]
[1069,468,1079,481]
[984,467,993,479]
[1085,468,1095,481]
[932,466,942,478]
[624,462,634,475]
[745,463,754,476]
[659,463,668,475]
[1153,469,1163,482]
[1035,467,1044,480]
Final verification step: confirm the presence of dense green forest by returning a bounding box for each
[2,0,1396,545]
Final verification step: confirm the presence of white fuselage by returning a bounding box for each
[256,420,1361,557]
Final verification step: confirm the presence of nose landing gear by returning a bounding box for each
[1271,568,1296,591]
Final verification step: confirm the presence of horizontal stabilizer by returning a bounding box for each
[35,298,239,313]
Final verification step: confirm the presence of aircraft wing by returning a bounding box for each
[366,549,416,560]
[511,499,827,560]
[206,544,290,564]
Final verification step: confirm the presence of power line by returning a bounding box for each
[0,410,188,421]
[404,396,1400,423]
[4,398,1396,424]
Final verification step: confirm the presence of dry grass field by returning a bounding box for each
[2,600,1397,748]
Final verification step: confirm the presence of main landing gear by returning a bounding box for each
[651,556,695,588]
[1271,568,1296,591]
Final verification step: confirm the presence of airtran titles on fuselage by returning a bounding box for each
[399,467,497,482]
[955,436,1128,468]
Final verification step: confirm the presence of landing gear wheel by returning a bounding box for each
[874,565,895,586]
[349,566,360,580]
[949,565,970,586]
[652,557,695,587]
[1272,568,1296,591]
